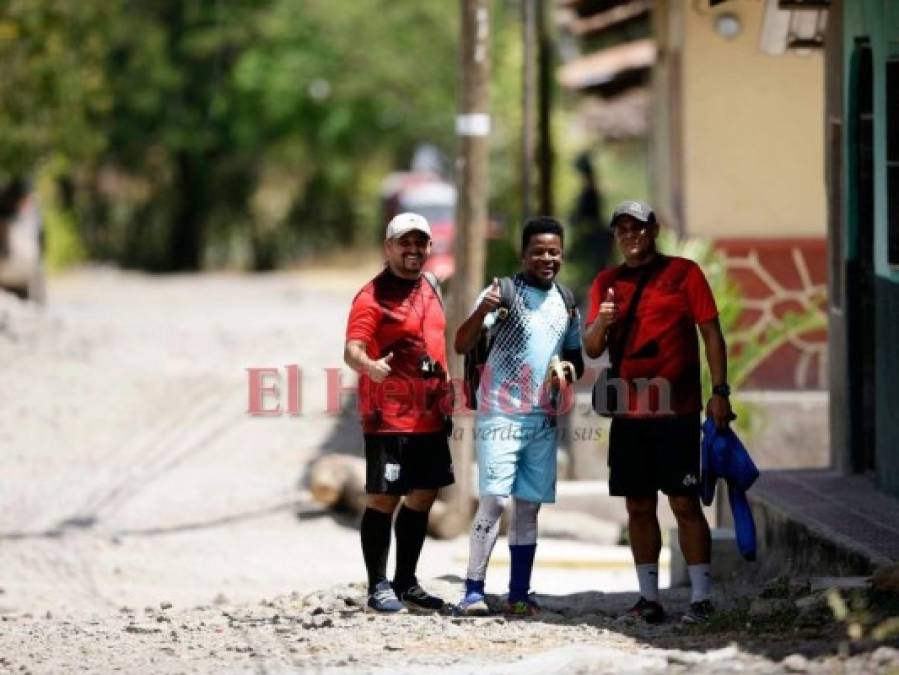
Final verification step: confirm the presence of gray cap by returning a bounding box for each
[610,200,656,226]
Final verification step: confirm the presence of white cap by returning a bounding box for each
[386,212,431,240]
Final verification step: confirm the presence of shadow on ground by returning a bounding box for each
[295,507,359,531]
[431,574,890,663]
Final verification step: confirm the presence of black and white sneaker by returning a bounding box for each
[396,582,445,612]
[366,580,407,614]
[682,600,714,624]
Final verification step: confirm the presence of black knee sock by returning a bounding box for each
[361,508,393,593]
[393,505,429,592]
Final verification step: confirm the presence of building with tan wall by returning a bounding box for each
[559,0,830,389]
[653,0,826,238]
[651,0,828,389]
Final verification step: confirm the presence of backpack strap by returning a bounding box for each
[494,277,577,323]
[607,256,667,375]
[553,281,578,320]
[496,276,516,321]
[422,271,443,307]
[463,277,511,410]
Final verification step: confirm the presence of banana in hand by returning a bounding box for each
[545,355,576,389]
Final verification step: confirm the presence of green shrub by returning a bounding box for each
[37,157,86,272]
[658,231,826,435]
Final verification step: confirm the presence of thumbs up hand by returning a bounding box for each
[367,351,394,383]
[477,277,503,317]
[596,287,618,329]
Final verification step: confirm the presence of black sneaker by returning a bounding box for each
[396,582,445,612]
[628,597,666,624]
[682,599,714,624]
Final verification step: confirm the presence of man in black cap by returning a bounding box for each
[583,200,733,624]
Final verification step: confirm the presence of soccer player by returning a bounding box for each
[454,216,584,616]
[344,212,454,613]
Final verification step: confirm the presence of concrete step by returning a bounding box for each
[748,469,899,578]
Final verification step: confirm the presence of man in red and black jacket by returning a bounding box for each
[343,212,454,614]
[583,200,733,625]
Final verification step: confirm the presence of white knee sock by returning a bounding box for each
[508,498,540,545]
[466,495,507,581]
[688,563,711,603]
[636,563,660,601]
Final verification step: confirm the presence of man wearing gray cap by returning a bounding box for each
[583,200,733,625]
[343,212,454,613]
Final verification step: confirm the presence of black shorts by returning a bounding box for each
[608,413,701,497]
[364,433,455,495]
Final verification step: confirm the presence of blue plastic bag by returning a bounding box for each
[728,485,758,561]
[700,418,760,561]
[700,418,760,504]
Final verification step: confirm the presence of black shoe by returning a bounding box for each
[682,599,714,624]
[628,597,666,624]
[396,582,445,612]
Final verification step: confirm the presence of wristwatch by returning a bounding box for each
[712,383,731,397]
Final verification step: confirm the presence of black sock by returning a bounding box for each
[392,505,429,592]
[361,508,393,594]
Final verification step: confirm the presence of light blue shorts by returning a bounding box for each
[475,414,558,503]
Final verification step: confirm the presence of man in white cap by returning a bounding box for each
[583,200,733,625]
[343,212,454,613]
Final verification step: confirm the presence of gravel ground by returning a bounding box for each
[1,267,897,674]
[2,577,897,674]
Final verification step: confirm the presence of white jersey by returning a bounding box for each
[473,275,581,416]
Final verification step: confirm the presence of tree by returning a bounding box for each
[0,0,527,271]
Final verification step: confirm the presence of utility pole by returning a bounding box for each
[523,0,553,219]
[522,0,537,220]
[537,0,554,216]
[438,0,491,539]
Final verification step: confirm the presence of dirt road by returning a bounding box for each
[0,263,396,614]
[0,267,896,674]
